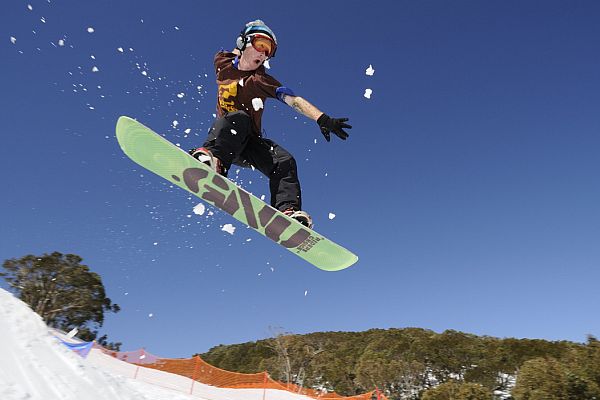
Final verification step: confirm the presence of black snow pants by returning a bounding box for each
[202,111,302,212]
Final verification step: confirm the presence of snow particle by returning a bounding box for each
[10,36,17,44]
[177,92,185,98]
[222,224,236,235]
[252,98,264,111]
[366,64,375,76]
[193,203,206,215]
[117,47,124,53]
[58,39,65,47]
[92,66,99,72]
[172,120,179,128]
[328,213,336,220]
[364,88,373,99]
[87,27,95,33]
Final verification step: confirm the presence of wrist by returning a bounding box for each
[317,113,328,125]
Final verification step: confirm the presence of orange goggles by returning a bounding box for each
[250,34,276,57]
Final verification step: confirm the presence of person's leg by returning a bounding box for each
[198,111,253,175]
[240,137,302,211]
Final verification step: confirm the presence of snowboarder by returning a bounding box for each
[189,19,351,229]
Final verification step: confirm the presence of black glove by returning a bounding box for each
[317,113,351,142]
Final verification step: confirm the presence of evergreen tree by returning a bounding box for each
[421,381,491,400]
[512,357,568,400]
[1,252,120,346]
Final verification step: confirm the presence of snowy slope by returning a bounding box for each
[0,288,320,400]
[0,288,199,400]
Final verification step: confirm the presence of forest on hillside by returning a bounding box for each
[199,328,600,400]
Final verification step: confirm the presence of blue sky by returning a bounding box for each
[2,0,600,357]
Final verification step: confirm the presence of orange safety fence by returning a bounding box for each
[95,344,386,400]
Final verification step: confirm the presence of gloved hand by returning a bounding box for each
[317,113,351,142]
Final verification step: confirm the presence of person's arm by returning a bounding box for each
[283,95,323,121]
[283,95,352,141]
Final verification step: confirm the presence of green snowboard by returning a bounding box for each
[115,116,358,271]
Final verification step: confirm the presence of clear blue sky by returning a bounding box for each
[2,0,599,357]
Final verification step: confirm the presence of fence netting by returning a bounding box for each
[95,345,384,400]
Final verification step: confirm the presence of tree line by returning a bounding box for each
[198,328,600,400]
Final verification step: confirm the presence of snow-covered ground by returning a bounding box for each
[0,288,201,399]
[0,288,315,400]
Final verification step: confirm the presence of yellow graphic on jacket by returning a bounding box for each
[218,81,238,113]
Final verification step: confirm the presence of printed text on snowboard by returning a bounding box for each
[173,167,322,252]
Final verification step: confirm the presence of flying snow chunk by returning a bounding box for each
[366,64,375,76]
[92,66,99,72]
[10,36,17,44]
[177,92,185,98]
[222,224,236,235]
[172,120,179,128]
[328,213,336,220]
[239,78,245,87]
[27,4,33,11]
[193,203,206,215]
[184,128,191,134]
[141,70,148,76]
[58,39,65,47]
[117,47,124,53]
[364,89,373,99]
[264,59,271,69]
[304,290,308,296]
[87,27,95,33]
[252,98,264,111]
[231,129,237,135]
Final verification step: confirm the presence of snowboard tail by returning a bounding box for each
[115,116,357,271]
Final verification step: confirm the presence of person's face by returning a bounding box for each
[240,43,268,70]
